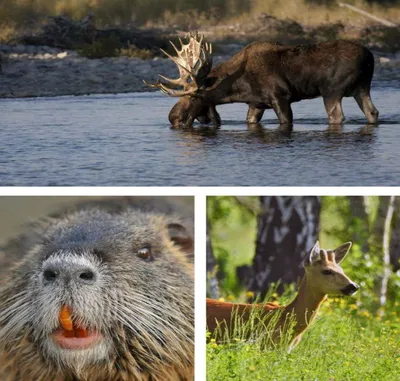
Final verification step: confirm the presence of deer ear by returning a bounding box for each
[334,242,352,263]
[304,240,320,267]
[167,223,193,258]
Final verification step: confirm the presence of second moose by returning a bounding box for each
[145,33,379,128]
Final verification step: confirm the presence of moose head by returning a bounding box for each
[144,33,221,128]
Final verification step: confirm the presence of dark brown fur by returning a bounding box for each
[168,40,379,127]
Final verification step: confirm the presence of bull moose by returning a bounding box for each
[144,33,379,128]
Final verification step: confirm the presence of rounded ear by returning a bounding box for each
[334,242,352,264]
[167,223,193,259]
[304,240,320,267]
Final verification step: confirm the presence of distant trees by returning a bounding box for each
[238,196,320,296]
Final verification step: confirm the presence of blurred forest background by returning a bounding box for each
[207,196,400,313]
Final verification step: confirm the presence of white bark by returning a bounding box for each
[380,195,395,309]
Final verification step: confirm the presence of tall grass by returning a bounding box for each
[210,288,298,350]
[250,0,400,26]
[1,0,398,29]
[207,298,400,380]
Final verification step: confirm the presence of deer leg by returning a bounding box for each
[246,106,265,124]
[288,335,302,354]
[271,99,293,125]
[354,88,379,124]
[323,97,344,125]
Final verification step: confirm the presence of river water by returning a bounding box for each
[0,88,399,186]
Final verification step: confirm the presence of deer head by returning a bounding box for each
[144,32,216,128]
[303,241,359,296]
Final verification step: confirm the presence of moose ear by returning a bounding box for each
[167,223,193,258]
[304,240,320,267]
[334,242,352,264]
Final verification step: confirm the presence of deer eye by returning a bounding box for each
[322,269,334,275]
[137,247,152,261]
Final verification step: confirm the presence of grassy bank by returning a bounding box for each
[249,0,400,27]
[207,299,400,380]
[1,0,399,26]
[1,0,399,40]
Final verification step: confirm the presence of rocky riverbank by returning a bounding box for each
[0,45,171,98]
[0,43,233,98]
[1,43,399,99]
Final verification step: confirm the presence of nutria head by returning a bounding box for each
[0,208,194,381]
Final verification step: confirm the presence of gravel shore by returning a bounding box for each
[0,44,399,98]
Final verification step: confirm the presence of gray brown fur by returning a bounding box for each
[0,198,194,381]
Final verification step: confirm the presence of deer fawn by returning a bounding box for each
[207,241,359,351]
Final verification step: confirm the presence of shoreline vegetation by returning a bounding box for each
[0,0,399,98]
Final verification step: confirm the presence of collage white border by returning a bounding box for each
[1,187,399,381]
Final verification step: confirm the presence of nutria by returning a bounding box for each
[0,197,194,381]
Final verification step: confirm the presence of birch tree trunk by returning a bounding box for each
[244,196,321,296]
[380,195,395,310]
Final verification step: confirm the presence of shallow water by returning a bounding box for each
[0,87,399,186]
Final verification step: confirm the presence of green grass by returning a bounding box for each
[207,300,400,381]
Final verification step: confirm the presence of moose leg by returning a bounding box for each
[323,97,344,124]
[246,106,265,124]
[197,106,221,127]
[354,88,379,124]
[208,105,221,127]
[271,99,293,125]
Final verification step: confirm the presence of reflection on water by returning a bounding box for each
[0,89,399,186]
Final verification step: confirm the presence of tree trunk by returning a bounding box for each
[244,196,321,297]
[348,196,369,254]
[390,197,400,272]
[380,195,395,310]
[372,197,390,249]
[206,219,220,299]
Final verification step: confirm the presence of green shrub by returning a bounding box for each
[78,34,121,58]
[119,44,153,59]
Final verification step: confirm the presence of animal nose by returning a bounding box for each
[42,261,97,285]
[341,283,359,295]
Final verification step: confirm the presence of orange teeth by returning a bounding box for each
[59,305,89,338]
[75,328,89,338]
[59,305,73,331]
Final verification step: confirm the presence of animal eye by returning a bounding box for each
[322,270,334,275]
[137,247,152,261]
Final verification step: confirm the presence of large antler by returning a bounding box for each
[143,32,213,97]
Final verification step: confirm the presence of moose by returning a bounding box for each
[144,33,379,128]
[206,241,359,352]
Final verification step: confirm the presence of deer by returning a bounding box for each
[206,241,359,352]
[144,33,379,128]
